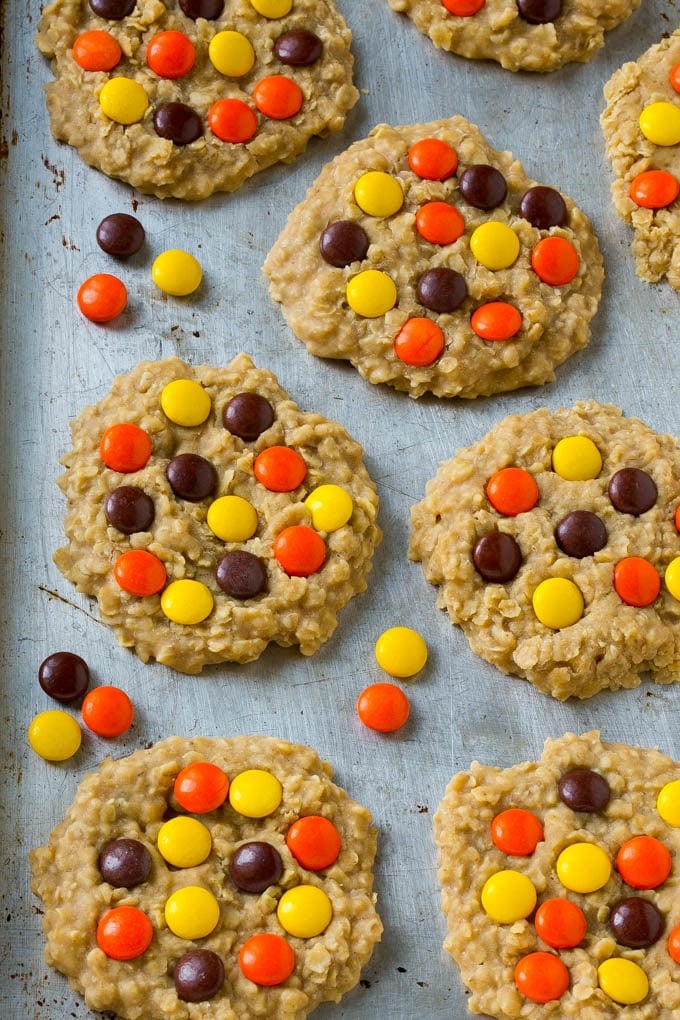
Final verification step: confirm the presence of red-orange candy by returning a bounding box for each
[408,138,458,181]
[515,952,570,1003]
[670,62,680,94]
[487,467,539,516]
[471,302,522,341]
[415,201,465,245]
[613,557,661,607]
[239,933,295,986]
[113,549,167,597]
[253,76,303,119]
[629,169,680,209]
[668,924,680,962]
[356,682,410,733]
[97,905,153,960]
[174,762,230,813]
[273,525,325,576]
[490,808,543,856]
[616,835,672,889]
[73,30,122,71]
[81,686,134,737]
[100,423,152,472]
[208,99,258,143]
[286,815,342,870]
[534,898,587,949]
[441,0,485,14]
[675,504,680,533]
[146,31,196,78]
[254,446,306,491]
[77,273,128,322]
[531,237,579,286]
[394,318,445,366]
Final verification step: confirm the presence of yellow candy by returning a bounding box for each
[157,816,212,868]
[597,958,649,1005]
[277,884,333,938]
[552,435,602,481]
[532,578,584,629]
[665,556,680,601]
[208,31,255,77]
[207,495,258,542]
[657,779,680,826]
[249,0,292,16]
[99,77,149,124]
[304,484,353,532]
[556,842,611,893]
[481,869,536,924]
[470,222,520,270]
[354,171,404,218]
[229,768,282,817]
[28,710,82,762]
[639,102,680,146]
[346,270,397,317]
[161,579,214,625]
[161,379,211,426]
[375,626,428,678]
[152,249,202,296]
[165,886,220,940]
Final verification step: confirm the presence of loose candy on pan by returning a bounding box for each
[152,250,202,296]
[77,273,128,322]
[28,710,82,761]
[96,213,145,257]
[375,626,428,677]
[81,685,134,737]
[357,682,411,733]
[38,651,90,703]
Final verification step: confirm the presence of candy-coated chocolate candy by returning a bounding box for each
[96,905,153,960]
[608,468,657,515]
[356,682,410,733]
[556,842,611,893]
[98,838,152,888]
[346,269,397,317]
[668,924,680,963]
[597,958,649,1005]
[77,273,127,322]
[238,933,295,985]
[514,951,569,1003]
[415,201,465,245]
[167,454,217,501]
[209,30,255,77]
[208,98,257,143]
[609,897,664,948]
[470,302,522,341]
[616,835,671,889]
[552,435,602,480]
[100,423,152,472]
[28,710,82,761]
[230,841,283,892]
[286,815,342,870]
[165,886,220,940]
[161,580,214,624]
[153,102,203,145]
[486,467,539,516]
[99,77,149,124]
[534,898,587,949]
[304,484,353,531]
[179,0,224,17]
[146,30,196,78]
[555,511,606,558]
[407,138,458,181]
[472,532,522,583]
[38,651,90,703]
[173,949,225,1002]
[73,29,122,71]
[629,169,680,209]
[273,525,326,576]
[558,768,610,812]
[174,761,229,814]
[459,165,507,210]
[532,578,584,629]
[105,486,154,533]
[253,446,306,492]
[207,495,258,542]
[274,30,323,66]
[517,0,562,22]
[229,769,282,817]
[277,884,333,938]
[531,236,579,285]
[152,250,202,296]
[253,75,302,119]
[375,626,427,677]
[249,0,292,16]
[671,62,680,94]
[81,685,134,737]
[96,213,144,258]
[639,102,680,146]
[319,220,369,268]
[216,551,267,599]
[354,172,403,218]
[416,267,467,312]
[657,779,680,826]
[442,0,485,11]
[157,816,212,868]
[519,186,568,228]
[161,379,211,426]
[113,549,167,597]
[490,808,543,855]
[470,222,520,270]
[393,318,445,366]
[613,557,660,607]
[89,0,135,17]
[223,392,274,441]
[481,869,537,923]
[666,557,680,600]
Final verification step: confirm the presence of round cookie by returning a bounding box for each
[263,117,603,399]
[30,734,383,1019]
[434,731,680,1018]
[385,0,641,73]
[601,30,680,290]
[35,0,358,200]
[53,354,381,673]
[409,400,680,699]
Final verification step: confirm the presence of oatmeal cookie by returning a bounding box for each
[409,401,680,699]
[434,731,680,1018]
[54,355,380,673]
[601,30,680,290]
[31,734,383,1019]
[35,0,358,200]
[386,0,642,72]
[263,117,603,399]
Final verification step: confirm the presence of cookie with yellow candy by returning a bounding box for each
[264,116,603,399]
[54,355,380,673]
[409,400,680,699]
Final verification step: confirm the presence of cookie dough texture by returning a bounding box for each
[31,735,383,1020]
[54,355,380,673]
[264,117,603,399]
[601,30,680,290]
[409,401,680,699]
[386,0,641,72]
[36,0,358,199]
[434,731,680,1019]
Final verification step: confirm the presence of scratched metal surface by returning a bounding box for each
[1,0,680,1016]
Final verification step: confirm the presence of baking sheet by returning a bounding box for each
[1,1,679,1016]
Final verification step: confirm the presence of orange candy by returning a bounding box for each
[490,808,544,856]
[286,815,342,870]
[174,762,230,814]
[96,905,153,960]
[629,169,680,210]
[356,682,410,733]
[668,924,680,963]
[72,30,122,71]
[515,952,570,1003]
[113,549,167,597]
[253,76,303,119]
[254,446,306,491]
[208,99,258,143]
[81,686,134,737]
[613,557,660,607]
[675,504,680,533]
[471,302,522,341]
[531,237,580,286]
[146,30,195,78]
[616,835,672,889]
[273,525,326,576]
[441,0,485,14]
[415,201,465,245]
[77,273,128,322]
[670,62,680,94]
[534,898,587,949]
[100,423,152,472]
[394,318,445,366]
[486,467,539,516]
[239,933,295,986]
[408,138,458,181]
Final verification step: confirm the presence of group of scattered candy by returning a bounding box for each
[439,0,564,23]
[91,758,344,1001]
[628,62,680,212]
[472,434,680,628]
[319,136,580,368]
[356,625,428,733]
[482,766,680,1006]
[75,0,320,147]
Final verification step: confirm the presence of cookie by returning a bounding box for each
[263,117,603,399]
[54,355,380,673]
[30,735,383,1019]
[434,731,680,1018]
[409,400,680,699]
[386,0,642,73]
[601,30,680,290]
[35,0,358,200]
